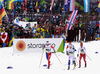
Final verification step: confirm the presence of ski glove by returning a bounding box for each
[81,49,84,52]
[69,51,74,54]
[66,51,69,55]
[77,54,79,57]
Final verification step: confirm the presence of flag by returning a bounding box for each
[75,1,84,11]
[70,0,75,11]
[65,10,78,30]
[13,0,23,2]
[0,32,9,47]
[25,17,29,22]
[0,33,2,43]
[14,16,22,26]
[99,21,100,33]
[16,16,20,22]
[9,34,14,47]
[36,2,38,10]
[98,1,100,12]
[7,0,23,9]
[50,0,54,10]
[7,0,13,9]
[0,0,4,9]
[0,7,6,20]
[84,0,89,12]
[64,0,70,12]
[22,0,25,10]
[23,0,25,7]
[22,0,27,14]
[1,32,9,43]
[0,0,4,4]
[98,1,100,8]
[0,7,6,25]
[40,0,47,5]
[96,21,100,32]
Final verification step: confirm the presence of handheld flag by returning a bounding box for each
[36,2,38,10]
[84,0,89,12]
[50,0,54,11]
[98,1,100,12]
[0,32,9,47]
[70,0,75,11]
[64,0,70,12]
[65,10,78,30]
[0,7,6,25]
[7,0,13,9]
[98,1,100,8]
[9,34,14,47]
[14,16,22,26]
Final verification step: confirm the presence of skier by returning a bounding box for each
[66,45,76,70]
[66,42,75,50]
[43,41,56,69]
[77,42,87,68]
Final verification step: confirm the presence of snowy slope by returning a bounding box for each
[0,41,100,74]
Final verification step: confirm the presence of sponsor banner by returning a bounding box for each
[13,38,64,53]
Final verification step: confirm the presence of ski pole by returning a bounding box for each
[74,57,78,65]
[86,54,92,61]
[39,50,44,68]
[54,53,62,64]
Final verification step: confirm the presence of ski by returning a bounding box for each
[43,63,53,67]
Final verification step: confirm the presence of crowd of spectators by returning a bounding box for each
[0,0,100,48]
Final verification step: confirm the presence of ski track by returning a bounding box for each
[0,41,100,74]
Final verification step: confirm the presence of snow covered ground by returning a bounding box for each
[0,41,100,74]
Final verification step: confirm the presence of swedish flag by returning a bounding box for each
[9,34,14,47]
[16,16,20,23]
[0,33,1,38]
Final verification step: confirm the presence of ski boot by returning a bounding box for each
[47,65,50,69]
[85,63,87,68]
[67,65,70,70]
[79,64,81,68]
[73,62,76,69]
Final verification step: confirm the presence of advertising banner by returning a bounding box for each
[13,38,64,53]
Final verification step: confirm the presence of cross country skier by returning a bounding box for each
[66,45,76,70]
[66,42,75,50]
[43,41,56,69]
[77,42,87,68]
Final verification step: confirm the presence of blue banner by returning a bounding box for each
[64,0,70,12]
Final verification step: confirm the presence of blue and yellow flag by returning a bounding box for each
[16,16,20,23]
[9,34,14,47]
